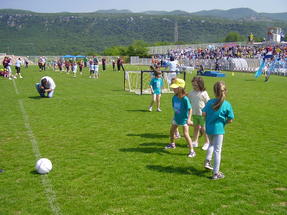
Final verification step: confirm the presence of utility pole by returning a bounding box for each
[174,21,178,43]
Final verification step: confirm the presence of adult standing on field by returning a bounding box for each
[35,76,56,98]
[25,59,29,68]
[117,57,125,72]
[167,56,178,84]
[15,58,23,78]
[112,59,116,71]
[102,57,106,71]
[83,57,88,67]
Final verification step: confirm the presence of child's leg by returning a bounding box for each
[156,94,161,110]
[206,135,214,161]
[183,125,193,152]
[175,128,180,138]
[149,94,156,110]
[192,125,200,143]
[169,124,178,144]
[212,135,224,175]
[165,124,177,149]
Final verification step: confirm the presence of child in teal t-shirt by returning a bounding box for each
[148,71,164,112]
[165,78,195,158]
[202,81,234,180]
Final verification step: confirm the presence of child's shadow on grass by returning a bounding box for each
[146,165,209,177]
[126,110,149,112]
[127,133,169,139]
[119,142,186,155]
[139,142,187,148]
[28,96,43,100]
[30,170,39,175]
[119,146,170,155]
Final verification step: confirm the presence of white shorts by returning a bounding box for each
[172,120,188,127]
[94,65,99,72]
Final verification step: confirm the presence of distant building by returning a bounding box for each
[267,27,283,43]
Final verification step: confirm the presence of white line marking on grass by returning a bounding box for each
[18,100,41,159]
[13,80,62,215]
[12,79,19,95]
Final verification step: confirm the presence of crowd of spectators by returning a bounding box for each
[151,43,287,73]
[164,44,287,61]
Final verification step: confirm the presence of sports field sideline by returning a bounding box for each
[0,65,286,214]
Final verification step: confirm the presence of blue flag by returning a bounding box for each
[255,60,265,78]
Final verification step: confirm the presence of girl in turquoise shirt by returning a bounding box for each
[165,78,195,158]
[149,70,164,112]
[202,81,234,180]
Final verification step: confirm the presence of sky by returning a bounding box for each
[0,0,286,13]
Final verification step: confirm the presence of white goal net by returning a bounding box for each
[124,70,186,95]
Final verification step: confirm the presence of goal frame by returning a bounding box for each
[124,70,186,95]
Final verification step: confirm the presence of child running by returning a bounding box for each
[202,81,234,180]
[165,78,195,158]
[148,69,164,112]
[188,76,210,150]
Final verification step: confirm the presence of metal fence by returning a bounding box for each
[130,56,261,72]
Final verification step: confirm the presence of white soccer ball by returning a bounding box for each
[35,158,52,174]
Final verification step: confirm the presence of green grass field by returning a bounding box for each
[0,65,286,215]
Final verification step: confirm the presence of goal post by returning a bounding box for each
[124,70,186,95]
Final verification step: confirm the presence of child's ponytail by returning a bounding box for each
[212,81,227,111]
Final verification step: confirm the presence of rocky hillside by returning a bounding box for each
[0,9,286,55]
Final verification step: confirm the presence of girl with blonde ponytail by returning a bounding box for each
[202,81,234,180]
[212,81,227,111]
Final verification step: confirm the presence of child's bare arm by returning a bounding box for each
[187,109,193,126]
[227,119,233,123]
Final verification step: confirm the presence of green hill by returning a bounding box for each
[0,9,286,55]
[192,8,287,22]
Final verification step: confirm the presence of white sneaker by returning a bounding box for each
[157,108,162,112]
[202,143,209,151]
[204,160,213,170]
[212,172,225,180]
[192,141,198,147]
[148,107,152,112]
[187,151,196,158]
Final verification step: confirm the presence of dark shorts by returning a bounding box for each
[15,66,21,73]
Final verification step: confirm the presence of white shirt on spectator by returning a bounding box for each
[41,76,56,90]
[15,59,21,67]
